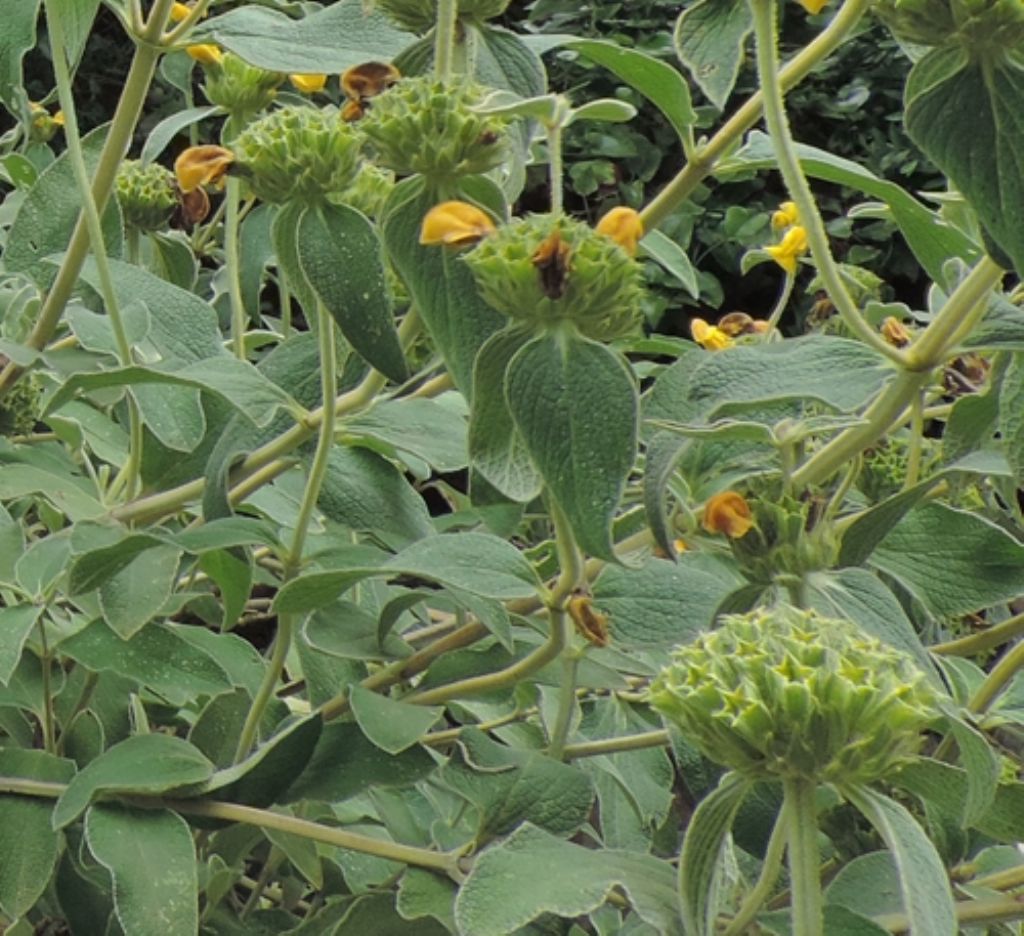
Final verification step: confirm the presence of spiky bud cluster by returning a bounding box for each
[373,0,510,33]
[337,163,395,219]
[462,214,644,341]
[202,52,283,117]
[359,77,507,182]
[115,160,178,232]
[648,605,938,783]
[232,106,364,205]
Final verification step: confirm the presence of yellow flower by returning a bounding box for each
[595,206,643,257]
[765,225,808,275]
[702,491,754,539]
[187,43,223,66]
[690,317,735,351]
[174,144,235,193]
[881,316,912,347]
[420,201,495,247]
[289,73,327,95]
[797,0,829,11]
[170,2,193,22]
[673,538,688,555]
[51,110,65,127]
[771,200,800,230]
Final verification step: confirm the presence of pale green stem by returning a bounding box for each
[903,390,924,489]
[967,641,1024,716]
[561,729,670,760]
[763,271,794,340]
[37,619,56,755]
[434,0,458,81]
[783,776,823,936]
[546,500,583,758]
[547,640,579,760]
[225,178,248,359]
[547,123,565,216]
[0,776,459,874]
[279,273,293,339]
[0,0,174,398]
[640,0,871,233]
[724,796,792,936]
[751,0,899,364]
[931,610,1024,657]
[126,226,142,265]
[233,302,338,763]
[47,0,144,501]
[161,0,214,43]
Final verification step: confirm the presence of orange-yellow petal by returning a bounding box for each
[170,2,193,22]
[174,144,235,193]
[702,491,754,539]
[771,200,800,230]
[186,43,223,66]
[289,73,327,94]
[797,0,829,11]
[690,317,735,351]
[765,225,808,275]
[420,201,495,247]
[881,316,911,347]
[51,110,65,127]
[595,206,643,257]
[341,61,400,102]
[568,596,610,647]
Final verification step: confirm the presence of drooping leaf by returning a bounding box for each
[674,0,752,110]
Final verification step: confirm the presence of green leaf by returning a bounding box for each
[141,105,220,165]
[383,178,506,396]
[198,548,253,632]
[317,445,434,543]
[5,126,123,285]
[841,786,956,936]
[680,772,753,936]
[998,351,1024,485]
[133,384,206,453]
[85,804,198,936]
[474,25,546,97]
[0,464,105,521]
[505,331,637,561]
[640,229,699,298]
[347,397,469,473]
[0,503,24,584]
[0,0,39,109]
[592,555,743,648]
[197,1,413,73]
[469,326,543,501]
[98,544,183,639]
[565,39,695,143]
[349,684,441,754]
[761,905,891,936]
[872,503,1024,617]
[53,734,214,829]
[673,0,752,110]
[282,722,437,804]
[724,132,979,285]
[297,203,407,383]
[271,201,320,316]
[826,852,903,918]
[943,713,1000,827]
[454,823,680,936]
[0,749,74,919]
[59,619,233,705]
[905,46,1024,275]
[0,605,42,686]
[398,869,458,932]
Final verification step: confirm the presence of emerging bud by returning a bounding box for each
[289,73,327,95]
[648,605,939,783]
[595,206,644,257]
[765,225,809,275]
[690,317,735,351]
[174,145,234,193]
[202,52,283,116]
[881,315,912,347]
[28,102,64,143]
[702,491,754,539]
[771,200,800,230]
[187,44,223,67]
[116,160,178,232]
[420,200,496,246]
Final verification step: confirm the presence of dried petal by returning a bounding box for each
[174,144,235,193]
[702,491,754,538]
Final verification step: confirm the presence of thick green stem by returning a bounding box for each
[751,0,897,363]
[967,640,1024,716]
[724,796,792,936]
[783,777,823,936]
[547,123,565,216]
[434,0,458,81]
[561,729,669,760]
[639,0,870,233]
[903,390,924,489]
[932,610,1024,657]
[0,0,172,398]
[225,179,248,359]
[547,644,578,760]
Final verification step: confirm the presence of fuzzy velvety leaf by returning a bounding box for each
[905,46,1024,275]
[141,105,221,165]
[944,713,1000,827]
[505,330,637,561]
[454,823,679,936]
[85,804,197,936]
[347,397,469,473]
[640,229,699,297]
[53,734,214,829]
[298,203,407,383]
[349,685,442,755]
[0,0,38,108]
[97,544,182,639]
[674,0,751,110]
[0,605,42,685]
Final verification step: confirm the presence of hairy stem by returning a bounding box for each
[783,776,823,936]
[724,796,792,936]
[434,0,458,82]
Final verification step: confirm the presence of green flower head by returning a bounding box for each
[648,605,939,784]
[115,160,178,232]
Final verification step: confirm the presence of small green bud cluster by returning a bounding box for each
[648,605,938,783]
[203,52,283,117]
[359,77,507,182]
[0,375,41,436]
[233,106,364,205]
[336,163,396,219]
[373,0,510,33]
[115,160,178,232]
[463,214,644,340]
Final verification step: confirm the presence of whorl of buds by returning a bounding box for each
[202,52,283,116]
[231,105,364,205]
[116,160,178,232]
[648,605,939,783]
[461,214,645,341]
[358,77,507,181]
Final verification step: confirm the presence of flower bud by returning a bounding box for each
[28,102,64,143]
[460,213,645,341]
[116,160,178,232]
[202,51,283,116]
[232,105,364,204]
[771,200,800,230]
[880,316,912,347]
[648,606,939,782]
[701,491,753,538]
[359,77,508,182]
